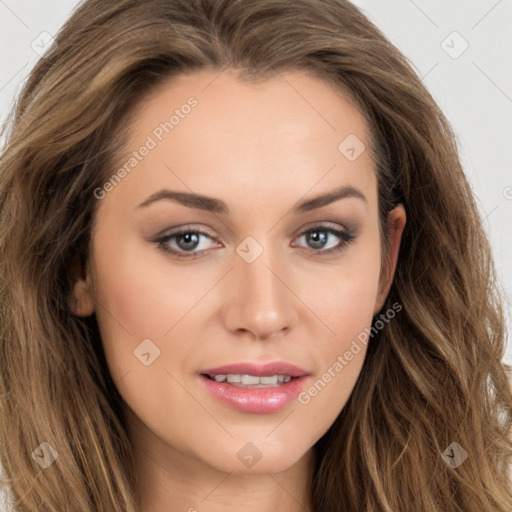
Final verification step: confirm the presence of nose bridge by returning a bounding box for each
[223,235,298,338]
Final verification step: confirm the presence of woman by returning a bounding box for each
[0,0,511,510]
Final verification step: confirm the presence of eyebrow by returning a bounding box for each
[136,184,367,214]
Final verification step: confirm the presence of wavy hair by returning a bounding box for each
[1,0,511,510]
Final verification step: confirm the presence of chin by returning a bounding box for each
[198,437,312,475]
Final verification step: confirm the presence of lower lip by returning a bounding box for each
[198,375,309,413]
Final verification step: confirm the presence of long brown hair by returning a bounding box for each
[1,0,511,510]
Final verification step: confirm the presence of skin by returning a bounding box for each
[72,68,406,512]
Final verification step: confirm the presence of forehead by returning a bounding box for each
[103,68,377,215]
[127,68,370,152]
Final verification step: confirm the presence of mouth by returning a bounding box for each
[198,361,310,413]
[199,361,309,386]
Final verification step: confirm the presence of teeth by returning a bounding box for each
[259,375,278,385]
[211,374,292,386]
[241,374,260,385]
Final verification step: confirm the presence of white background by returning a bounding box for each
[0,0,511,359]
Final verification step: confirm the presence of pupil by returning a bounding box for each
[178,232,199,250]
[308,230,327,249]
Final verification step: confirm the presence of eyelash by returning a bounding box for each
[153,223,357,259]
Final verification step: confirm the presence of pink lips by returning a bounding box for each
[198,361,310,414]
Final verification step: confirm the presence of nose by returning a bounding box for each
[221,246,299,341]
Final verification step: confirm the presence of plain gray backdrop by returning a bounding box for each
[1,0,511,367]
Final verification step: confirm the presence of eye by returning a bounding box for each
[152,223,357,259]
[292,224,356,255]
[154,227,218,258]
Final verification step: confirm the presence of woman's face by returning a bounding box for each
[73,68,405,475]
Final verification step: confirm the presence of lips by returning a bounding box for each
[200,361,309,378]
[198,361,311,413]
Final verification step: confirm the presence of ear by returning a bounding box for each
[69,254,95,317]
[374,204,406,314]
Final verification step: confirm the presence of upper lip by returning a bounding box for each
[200,361,310,378]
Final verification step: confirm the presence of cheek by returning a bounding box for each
[92,229,198,334]
[305,237,382,344]
[89,228,186,384]
[295,298,374,437]
[295,237,381,415]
